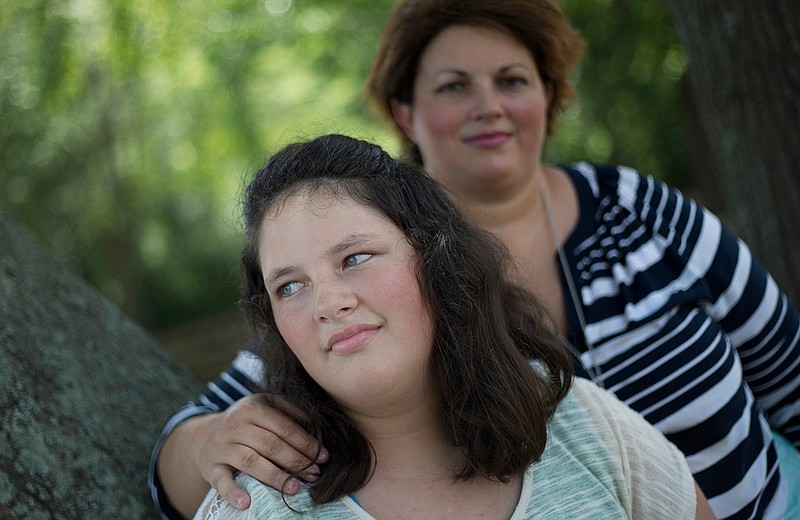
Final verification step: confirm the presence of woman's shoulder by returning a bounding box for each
[560,162,662,207]
[559,161,699,250]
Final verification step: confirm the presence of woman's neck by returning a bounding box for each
[458,165,548,238]
[456,165,577,333]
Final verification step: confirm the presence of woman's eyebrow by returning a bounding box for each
[434,68,468,77]
[431,63,532,82]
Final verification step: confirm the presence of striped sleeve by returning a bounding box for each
[567,163,795,518]
[676,196,800,448]
[607,164,800,448]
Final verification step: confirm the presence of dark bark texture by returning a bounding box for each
[664,0,800,305]
[0,210,202,519]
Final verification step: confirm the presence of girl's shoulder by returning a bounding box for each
[523,378,695,519]
[194,473,364,520]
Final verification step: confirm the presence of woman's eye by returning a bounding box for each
[278,281,303,298]
[344,253,372,268]
[499,76,527,88]
[436,81,465,94]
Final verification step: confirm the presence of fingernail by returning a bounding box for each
[234,496,247,508]
[318,448,329,463]
[284,478,299,494]
[306,465,321,481]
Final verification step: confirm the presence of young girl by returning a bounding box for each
[192,134,713,519]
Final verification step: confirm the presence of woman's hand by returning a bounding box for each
[157,393,327,518]
[199,393,328,505]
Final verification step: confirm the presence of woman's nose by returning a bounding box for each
[313,277,357,322]
[471,84,502,121]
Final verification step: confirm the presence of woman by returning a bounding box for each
[192,133,712,519]
[151,1,800,519]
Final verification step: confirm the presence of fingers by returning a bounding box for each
[235,395,329,467]
[229,421,322,486]
[252,394,328,461]
[229,443,305,495]
[209,467,251,510]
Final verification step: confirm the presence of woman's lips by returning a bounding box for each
[327,325,380,356]
[465,132,511,149]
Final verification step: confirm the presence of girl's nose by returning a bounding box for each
[313,276,357,322]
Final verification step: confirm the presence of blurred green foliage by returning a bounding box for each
[0,0,688,331]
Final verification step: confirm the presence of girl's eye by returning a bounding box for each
[344,253,372,268]
[278,281,303,298]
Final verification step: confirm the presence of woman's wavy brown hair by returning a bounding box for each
[240,134,573,504]
[366,0,585,164]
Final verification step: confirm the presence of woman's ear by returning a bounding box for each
[390,99,416,142]
[545,81,554,107]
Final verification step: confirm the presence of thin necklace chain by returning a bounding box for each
[539,185,604,387]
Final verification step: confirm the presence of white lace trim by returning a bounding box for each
[205,494,228,520]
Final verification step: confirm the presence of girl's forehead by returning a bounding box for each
[257,193,412,266]
[261,192,396,234]
[265,190,351,219]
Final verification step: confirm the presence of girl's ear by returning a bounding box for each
[390,99,416,143]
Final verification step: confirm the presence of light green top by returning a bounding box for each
[194,378,696,520]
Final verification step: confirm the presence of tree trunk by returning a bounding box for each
[663,0,800,305]
[0,210,202,519]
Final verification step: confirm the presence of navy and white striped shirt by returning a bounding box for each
[149,163,800,520]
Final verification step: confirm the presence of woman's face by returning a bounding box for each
[257,192,435,414]
[393,25,551,200]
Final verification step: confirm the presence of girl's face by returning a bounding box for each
[258,193,435,414]
[393,25,551,201]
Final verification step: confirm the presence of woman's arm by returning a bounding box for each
[156,394,325,518]
[151,349,262,519]
[697,218,800,445]
[656,179,800,445]
[621,167,800,447]
[694,483,716,520]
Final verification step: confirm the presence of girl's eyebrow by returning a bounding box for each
[265,265,296,287]
[326,233,380,257]
[264,233,382,286]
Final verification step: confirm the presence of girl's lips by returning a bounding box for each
[327,326,380,356]
[465,132,511,149]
